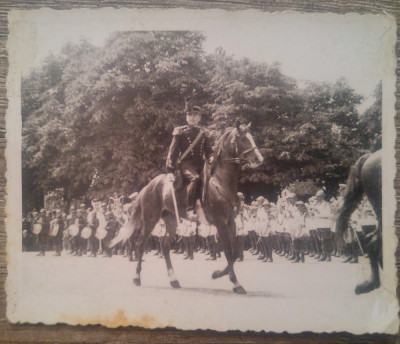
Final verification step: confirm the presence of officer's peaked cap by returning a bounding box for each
[187,105,201,115]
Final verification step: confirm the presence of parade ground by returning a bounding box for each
[7,251,397,333]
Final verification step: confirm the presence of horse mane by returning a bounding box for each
[212,127,235,166]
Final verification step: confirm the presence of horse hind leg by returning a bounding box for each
[163,237,181,289]
[355,255,380,294]
[162,213,181,289]
[133,229,154,287]
[133,230,146,286]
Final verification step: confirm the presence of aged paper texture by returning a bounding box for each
[5,8,399,333]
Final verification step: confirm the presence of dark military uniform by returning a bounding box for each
[22,215,33,252]
[166,125,213,212]
[75,209,87,256]
[104,213,119,257]
[37,213,50,256]
[66,210,77,254]
[88,212,99,257]
[52,214,65,256]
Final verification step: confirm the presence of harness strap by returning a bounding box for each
[177,129,204,165]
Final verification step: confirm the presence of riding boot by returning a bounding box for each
[350,256,358,263]
[189,237,195,260]
[291,251,299,263]
[344,254,353,262]
[252,247,260,255]
[342,244,352,262]
[350,242,359,263]
[178,240,184,254]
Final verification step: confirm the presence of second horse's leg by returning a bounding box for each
[355,230,381,294]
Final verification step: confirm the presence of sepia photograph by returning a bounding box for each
[5,8,398,333]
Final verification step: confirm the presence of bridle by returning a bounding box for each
[223,130,258,165]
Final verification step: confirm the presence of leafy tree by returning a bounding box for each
[22,32,374,209]
[359,81,382,151]
[22,32,210,209]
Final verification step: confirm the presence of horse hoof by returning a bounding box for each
[133,278,141,287]
[233,286,247,294]
[355,280,380,295]
[170,280,181,289]
[212,270,224,279]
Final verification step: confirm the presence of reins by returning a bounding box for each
[220,130,257,165]
[223,147,257,164]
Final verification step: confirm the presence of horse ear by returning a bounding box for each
[235,119,241,132]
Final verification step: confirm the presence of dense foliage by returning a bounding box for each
[22,32,381,210]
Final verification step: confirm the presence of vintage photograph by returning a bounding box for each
[5,9,398,333]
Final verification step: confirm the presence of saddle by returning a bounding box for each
[172,160,212,201]
[170,162,212,224]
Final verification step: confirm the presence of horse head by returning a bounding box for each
[222,120,264,169]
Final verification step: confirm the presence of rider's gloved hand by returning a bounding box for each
[167,173,176,182]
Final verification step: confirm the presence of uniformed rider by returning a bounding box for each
[166,105,213,220]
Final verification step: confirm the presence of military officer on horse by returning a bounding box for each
[166,105,214,220]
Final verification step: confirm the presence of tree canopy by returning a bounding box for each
[22,31,381,211]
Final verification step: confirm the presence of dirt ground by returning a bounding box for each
[6,250,398,333]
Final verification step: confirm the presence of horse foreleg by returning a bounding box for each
[229,263,246,294]
[212,224,246,294]
[220,247,246,294]
[228,240,246,294]
[211,265,229,279]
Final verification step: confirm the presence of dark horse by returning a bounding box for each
[111,122,263,294]
[336,149,382,294]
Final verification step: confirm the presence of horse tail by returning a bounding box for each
[109,199,142,248]
[336,153,371,235]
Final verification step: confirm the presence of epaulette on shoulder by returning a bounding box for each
[172,125,188,135]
